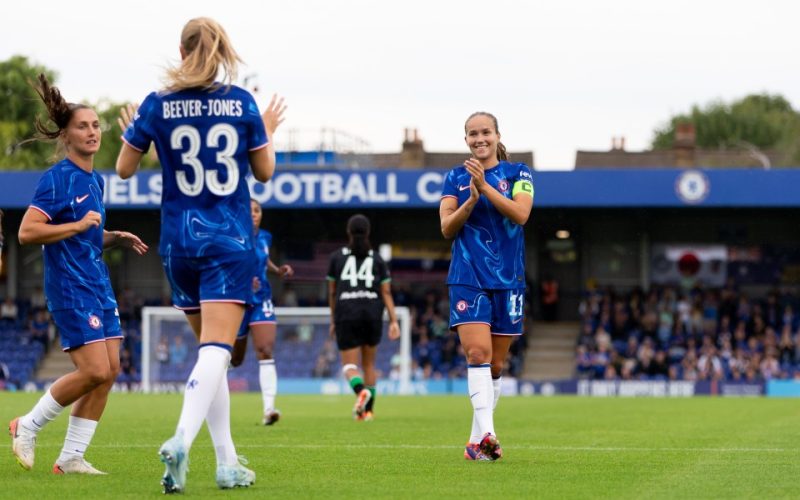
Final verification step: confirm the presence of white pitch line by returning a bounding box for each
[33,443,791,453]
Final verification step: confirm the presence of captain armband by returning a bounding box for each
[512,180,534,198]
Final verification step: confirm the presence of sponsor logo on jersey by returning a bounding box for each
[458,185,471,191]
[340,290,379,300]
[456,300,468,312]
[75,194,90,204]
[88,314,102,330]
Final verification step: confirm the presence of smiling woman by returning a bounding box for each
[10,74,148,476]
[439,111,534,462]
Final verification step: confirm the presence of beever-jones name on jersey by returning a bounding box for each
[162,99,244,119]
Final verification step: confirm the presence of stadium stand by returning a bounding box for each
[0,297,48,389]
[11,278,800,388]
[575,283,800,382]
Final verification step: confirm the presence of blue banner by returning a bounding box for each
[8,377,771,396]
[766,380,800,397]
[2,168,800,209]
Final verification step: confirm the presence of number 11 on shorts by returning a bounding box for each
[509,293,523,318]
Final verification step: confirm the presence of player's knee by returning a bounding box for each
[341,363,359,377]
[465,346,491,365]
[255,346,273,360]
[85,365,113,386]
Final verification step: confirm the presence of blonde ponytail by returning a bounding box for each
[164,17,242,92]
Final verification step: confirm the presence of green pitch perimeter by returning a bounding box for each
[0,393,797,498]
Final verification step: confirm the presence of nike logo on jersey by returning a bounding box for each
[470,392,480,399]
[75,194,89,204]
[458,185,471,191]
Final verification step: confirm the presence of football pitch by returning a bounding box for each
[0,393,797,498]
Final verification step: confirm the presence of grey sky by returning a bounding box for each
[3,0,798,169]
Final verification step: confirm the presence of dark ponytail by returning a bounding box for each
[346,214,371,259]
[496,141,508,161]
[19,74,90,158]
[465,111,508,161]
[31,74,88,140]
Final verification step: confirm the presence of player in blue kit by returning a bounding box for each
[439,112,534,461]
[230,199,294,426]
[115,17,286,493]
[10,75,148,475]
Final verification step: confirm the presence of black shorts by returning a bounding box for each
[335,319,383,350]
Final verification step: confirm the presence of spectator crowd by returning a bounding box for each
[576,280,800,383]
[8,277,800,388]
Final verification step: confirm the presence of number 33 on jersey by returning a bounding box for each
[121,85,268,258]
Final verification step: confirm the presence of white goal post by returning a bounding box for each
[141,306,412,394]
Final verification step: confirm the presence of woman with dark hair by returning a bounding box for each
[440,111,533,461]
[327,214,400,420]
[116,17,285,493]
[10,74,147,475]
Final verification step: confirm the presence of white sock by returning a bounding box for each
[259,359,277,413]
[469,377,503,443]
[468,376,502,444]
[493,376,502,410]
[20,389,65,434]
[57,416,97,463]
[205,371,239,467]
[175,344,231,452]
[468,414,482,445]
[467,364,494,438]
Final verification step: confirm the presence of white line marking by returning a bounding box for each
[34,443,791,453]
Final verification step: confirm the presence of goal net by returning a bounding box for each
[141,306,412,394]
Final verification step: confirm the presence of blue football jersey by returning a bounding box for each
[252,229,273,302]
[29,159,117,310]
[441,161,534,289]
[122,85,268,258]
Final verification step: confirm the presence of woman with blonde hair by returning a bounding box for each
[117,17,286,493]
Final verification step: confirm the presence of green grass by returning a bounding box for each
[0,393,798,498]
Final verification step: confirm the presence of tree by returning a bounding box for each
[651,94,800,166]
[0,56,57,169]
[0,56,160,171]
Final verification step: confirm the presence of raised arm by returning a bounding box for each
[18,208,100,245]
[465,159,532,225]
[116,104,144,180]
[249,94,287,183]
[439,179,480,239]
